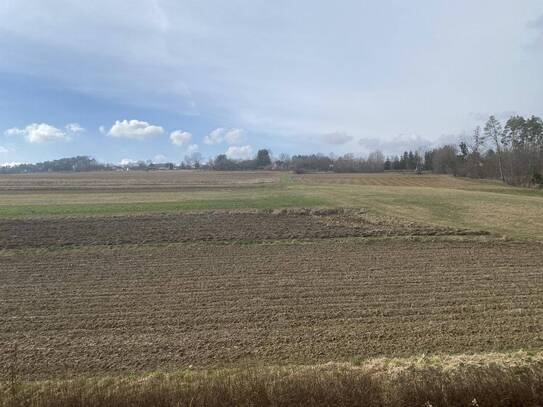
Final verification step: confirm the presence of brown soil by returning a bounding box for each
[1,239,541,378]
[0,209,487,249]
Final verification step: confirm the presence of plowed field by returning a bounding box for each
[1,171,542,382]
[1,239,542,378]
[0,209,486,249]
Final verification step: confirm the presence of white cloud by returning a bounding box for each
[224,128,246,145]
[1,2,541,149]
[225,145,253,160]
[187,144,199,153]
[322,131,352,145]
[203,128,225,145]
[66,123,85,134]
[204,128,247,145]
[170,130,192,146]
[0,146,9,154]
[99,125,106,135]
[4,123,71,143]
[107,119,164,140]
[4,128,25,137]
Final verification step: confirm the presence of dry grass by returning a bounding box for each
[294,183,543,240]
[2,351,542,407]
[294,172,498,189]
[0,171,281,192]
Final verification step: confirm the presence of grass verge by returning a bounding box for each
[2,351,542,407]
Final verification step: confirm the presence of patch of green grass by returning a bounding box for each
[297,183,543,240]
[0,193,329,218]
[279,172,295,185]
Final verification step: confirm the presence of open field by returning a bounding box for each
[0,171,282,192]
[1,170,542,405]
[294,172,505,190]
[1,238,542,378]
[0,209,487,249]
[1,171,542,239]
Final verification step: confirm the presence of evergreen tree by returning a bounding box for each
[256,149,271,168]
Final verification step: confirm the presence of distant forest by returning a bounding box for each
[2,115,542,187]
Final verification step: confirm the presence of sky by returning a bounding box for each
[0,0,542,165]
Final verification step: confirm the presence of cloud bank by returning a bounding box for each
[0,1,541,163]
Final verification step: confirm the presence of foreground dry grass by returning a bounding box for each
[2,237,542,378]
[2,351,542,407]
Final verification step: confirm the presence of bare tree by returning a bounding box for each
[484,116,505,182]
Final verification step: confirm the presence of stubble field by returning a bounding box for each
[0,171,542,388]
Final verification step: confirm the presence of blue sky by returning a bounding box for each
[1,1,542,165]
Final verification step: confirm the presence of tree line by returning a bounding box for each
[0,156,108,173]
[210,150,386,173]
[422,115,543,186]
[0,150,387,174]
[2,114,541,186]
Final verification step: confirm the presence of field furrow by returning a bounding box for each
[1,239,541,378]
